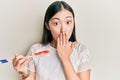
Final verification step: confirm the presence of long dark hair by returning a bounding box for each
[41,1,76,45]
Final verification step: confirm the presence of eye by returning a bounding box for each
[54,22,58,26]
[52,22,61,27]
[66,21,72,25]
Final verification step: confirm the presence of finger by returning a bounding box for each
[62,32,66,45]
[13,54,25,67]
[17,58,26,65]
[14,56,31,72]
[57,36,60,47]
[21,56,31,67]
[16,56,31,66]
[13,54,24,66]
[60,33,62,46]
[65,33,69,44]
[14,57,26,67]
[15,54,24,60]
[12,54,17,66]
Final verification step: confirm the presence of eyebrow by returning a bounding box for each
[65,16,72,19]
[51,16,72,21]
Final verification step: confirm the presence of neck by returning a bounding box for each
[50,40,57,48]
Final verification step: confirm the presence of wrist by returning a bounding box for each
[19,70,29,79]
[20,75,30,80]
[61,57,71,64]
[19,69,29,75]
[19,71,28,76]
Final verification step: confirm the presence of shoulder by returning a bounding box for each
[30,43,43,49]
[70,42,91,72]
[27,43,45,55]
[75,42,89,54]
[73,42,91,65]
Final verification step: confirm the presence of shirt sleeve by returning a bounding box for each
[27,44,39,72]
[77,44,91,73]
[28,59,36,72]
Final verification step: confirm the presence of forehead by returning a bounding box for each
[51,8,73,20]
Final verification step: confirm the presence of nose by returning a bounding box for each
[60,23,66,33]
[60,28,64,33]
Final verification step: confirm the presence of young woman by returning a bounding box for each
[12,1,91,80]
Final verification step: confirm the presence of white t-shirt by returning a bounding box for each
[27,42,91,80]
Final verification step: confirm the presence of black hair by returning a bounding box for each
[41,1,76,45]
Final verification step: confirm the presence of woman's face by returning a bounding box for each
[48,8,74,41]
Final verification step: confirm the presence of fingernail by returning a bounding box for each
[15,54,18,57]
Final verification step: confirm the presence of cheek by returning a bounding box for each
[66,27,74,38]
[66,23,74,32]
[66,26,72,30]
[50,29,60,40]
[67,30,73,39]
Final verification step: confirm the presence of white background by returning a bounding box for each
[0,0,120,80]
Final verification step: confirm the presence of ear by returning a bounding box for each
[45,22,50,30]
